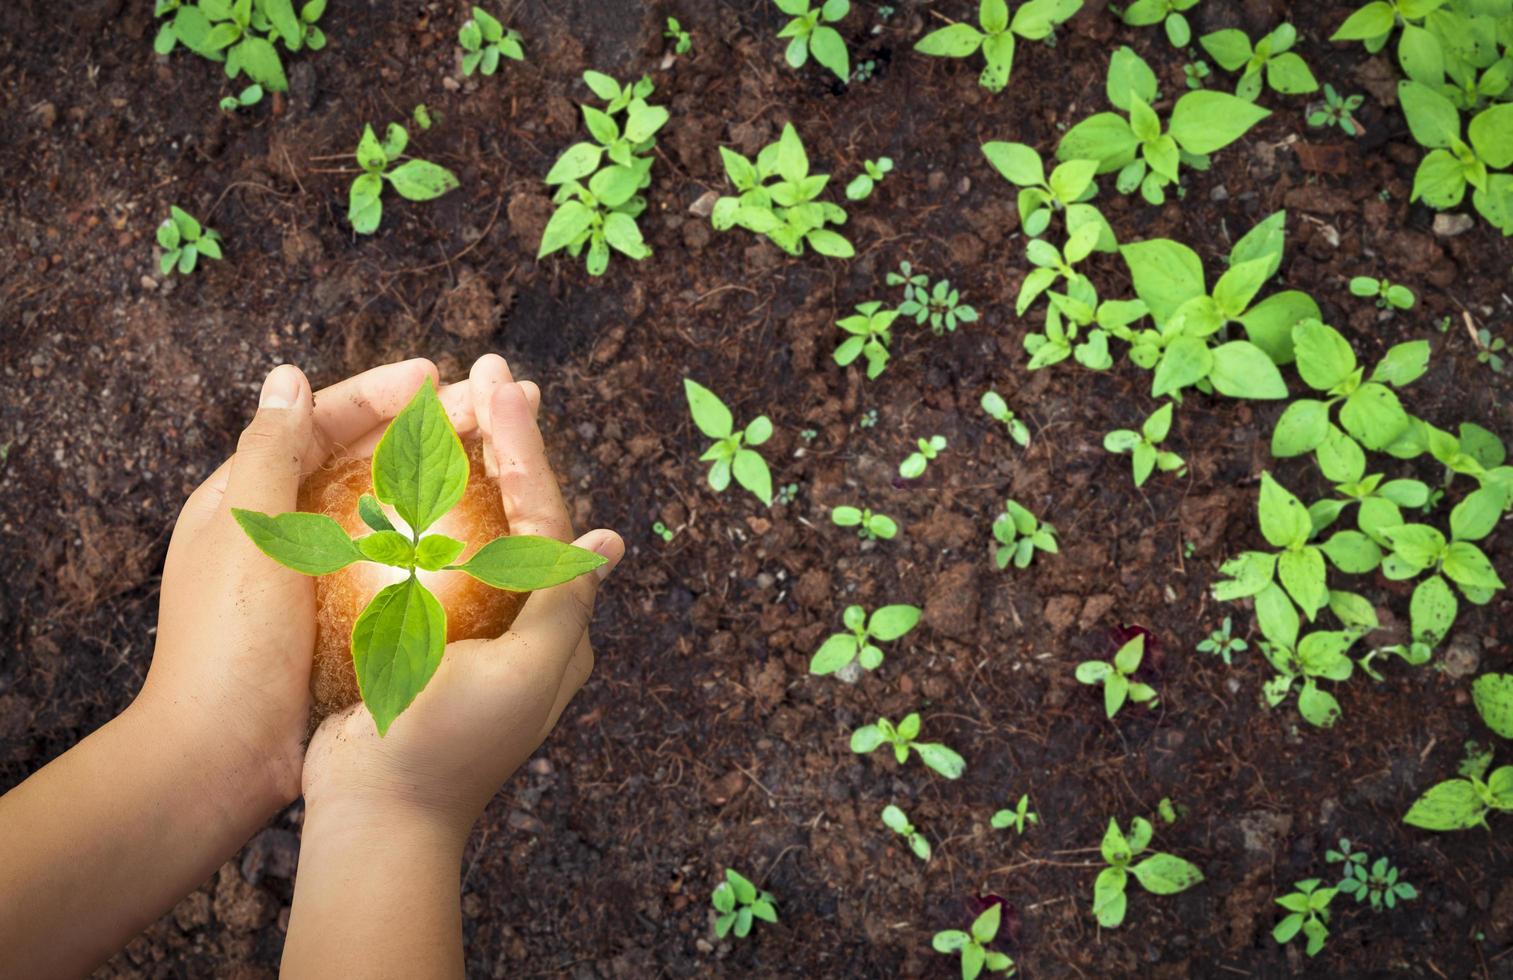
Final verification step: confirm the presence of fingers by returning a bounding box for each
[470,355,514,477]
[542,634,595,733]
[221,365,316,517]
[311,358,437,461]
[166,459,231,566]
[490,381,573,542]
[505,527,624,666]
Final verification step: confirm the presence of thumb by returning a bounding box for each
[223,364,315,516]
[506,527,624,653]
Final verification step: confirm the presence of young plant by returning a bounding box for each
[1198,23,1318,102]
[347,123,459,235]
[980,391,1030,448]
[1183,60,1210,89]
[932,903,1015,979]
[1103,402,1185,487]
[991,793,1038,834]
[1021,274,1140,372]
[232,381,605,735]
[881,805,932,861]
[664,16,692,55]
[1015,222,1103,316]
[1076,632,1159,719]
[845,157,894,200]
[1119,0,1201,47]
[900,435,947,479]
[1476,328,1508,374]
[831,505,898,540]
[711,869,778,939]
[775,0,851,82]
[887,260,928,301]
[810,604,920,675]
[1329,843,1417,911]
[156,0,326,92]
[1400,80,1513,228]
[1196,615,1247,665]
[1057,46,1270,205]
[992,499,1058,570]
[914,0,1084,94]
[156,206,223,276]
[980,140,1115,242]
[1091,817,1204,928]
[1273,879,1335,957]
[458,7,524,77]
[540,72,667,275]
[712,123,854,257]
[218,82,263,111]
[1404,672,1513,831]
[1349,275,1415,310]
[851,713,966,779]
[1309,84,1365,137]
[833,302,898,379]
[683,379,774,505]
[901,276,979,335]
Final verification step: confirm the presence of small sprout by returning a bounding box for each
[834,302,899,379]
[850,713,966,779]
[1157,797,1183,824]
[1120,0,1201,47]
[218,83,263,112]
[1076,633,1159,719]
[712,123,853,258]
[413,103,434,130]
[652,521,675,543]
[711,868,778,939]
[1327,840,1417,911]
[347,122,459,235]
[914,0,1080,94]
[1183,60,1210,89]
[1348,275,1416,311]
[1273,879,1335,957]
[1198,23,1318,102]
[991,499,1058,570]
[810,603,920,674]
[684,379,775,506]
[859,408,879,429]
[851,57,878,82]
[800,428,819,441]
[980,391,1030,448]
[1196,616,1247,666]
[1182,540,1196,558]
[831,505,898,540]
[156,206,223,276]
[1092,817,1204,928]
[932,902,1015,979]
[881,804,932,861]
[845,157,894,200]
[886,260,928,302]
[1308,83,1365,137]
[664,16,692,55]
[775,0,851,83]
[899,276,979,334]
[1475,328,1507,374]
[776,482,799,505]
[458,6,524,77]
[1102,402,1186,487]
[900,435,946,479]
[990,794,1038,834]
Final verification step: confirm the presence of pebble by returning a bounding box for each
[1433,213,1474,238]
[1209,184,1229,202]
[1442,636,1480,679]
[688,190,719,217]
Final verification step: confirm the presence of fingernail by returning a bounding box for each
[590,533,622,582]
[260,364,301,410]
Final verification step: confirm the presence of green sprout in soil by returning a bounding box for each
[932,902,1015,979]
[711,868,778,939]
[1273,879,1335,957]
[1076,632,1159,719]
[156,206,223,276]
[834,302,899,379]
[458,6,524,77]
[1476,328,1508,374]
[1327,840,1418,911]
[1309,84,1365,137]
[413,103,434,130]
[1183,60,1211,89]
[1158,797,1185,823]
[810,603,920,675]
[887,260,928,302]
[1103,401,1186,487]
[652,521,675,543]
[776,482,799,505]
[1398,80,1513,232]
[914,0,1083,95]
[664,16,692,55]
[1196,615,1247,665]
[846,156,894,200]
[155,0,326,94]
[1404,673,1513,831]
[1348,275,1416,310]
[775,0,851,82]
[1092,816,1203,928]
[683,378,775,506]
[218,83,263,112]
[1119,0,1201,48]
[540,72,666,275]
[347,123,460,236]
[860,408,879,428]
[991,793,1038,834]
[898,275,979,334]
[900,435,946,479]
[851,713,966,779]
[980,140,1114,243]
[991,499,1058,570]
[1198,23,1318,102]
[881,804,932,861]
[233,380,605,736]
[980,391,1030,448]
[831,505,898,540]
[852,58,879,83]
[712,123,854,258]
[1015,222,1104,317]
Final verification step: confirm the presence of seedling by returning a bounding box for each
[1309,84,1365,136]
[1198,23,1318,102]
[1091,817,1204,928]
[458,7,523,76]
[1015,222,1103,316]
[652,521,675,542]
[852,58,878,82]
[881,805,932,861]
[712,123,854,257]
[1273,880,1335,956]
[1196,615,1247,665]
[900,436,946,479]
[831,505,898,540]
[887,260,928,302]
[1183,60,1210,89]
[347,123,459,235]
[1327,841,1417,911]
[992,499,1058,570]
[775,0,851,82]
[683,379,775,506]
[850,713,966,779]
[1157,797,1184,823]
[1103,402,1185,487]
[155,0,326,92]
[413,103,434,130]
[1348,275,1415,310]
[914,0,1084,94]
[834,302,899,379]
[1119,0,1201,47]
[859,408,879,428]
[1404,672,1513,830]
[1076,632,1159,719]
[711,869,778,939]
[156,206,223,276]
[1475,328,1507,374]
[845,157,894,200]
[1021,274,1138,371]
[899,277,979,334]
[991,794,1038,834]
[932,903,1015,979]
[1399,81,1513,228]
[980,391,1030,447]
[980,140,1115,243]
[811,603,919,674]
[232,381,605,735]
[664,16,692,55]
[218,83,263,111]
[776,483,799,505]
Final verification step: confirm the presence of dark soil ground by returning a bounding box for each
[3,0,1512,976]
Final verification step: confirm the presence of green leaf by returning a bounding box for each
[1169,91,1269,155]
[1199,29,1253,72]
[683,378,734,439]
[1106,46,1159,111]
[1332,1,1395,41]
[1151,337,1213,398]
[1413,149,1469,208]
[1470,104,1513,169]
[414,534,466,571]
[1450,487,1503,542]
[537,201,593,258]
[978,30,1015,92]
[235,35,287,91]
[1321,530,1382,574]
[1267,53,1318,94]
[1131,853,1204,894]
[1399,80,1460,149]
[231,509,362,574]
[1404,779,1488,830]
[1255,582,1300,649]
[1297,678,1342,727]
[1208,341,1289,399]
[356,529,415,566]
[915,22,984,57]
[1239,290,1317,364]
[1056,113,1139,173]
[1212,258,1273,319]
[869,604,921,641]
[385,160,459,202]
[1442,541,1505,591]
[1272,400,1330,457]
[1370,340,1431,387]
[1259,472,1311,550]
[774,123,810,183]
[732,449,773,505]
[1120,239,1206,325]
[971,901,1001,944]
[371,379,470,535]
[809,25,849,81]
[544,142,604,185]
[913,742,966,779]
[1279,547,1329,621]
[1215,551,1278,601]
[260,0,301,45]
[810,634,860,674]
[352,577,447,737]
[1093,866,1129,927]
[456,534,607,590]
[1340,383,1409,450]
[982,141,1044,186]
[1293,319,1357,391]
[1471,673,1513,739]
[602,211,649,259]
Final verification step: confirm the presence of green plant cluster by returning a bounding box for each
[154,0,325,101]
[1092,816,1204,928]
[1404,673,1513,829]
[710,868,779,938]
[156,206,223,276]
[914,0,1085,94]
[458,6,524,77]
[712,123,855,258]
[347,123,460,236]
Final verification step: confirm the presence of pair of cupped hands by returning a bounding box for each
[147,354,623,839]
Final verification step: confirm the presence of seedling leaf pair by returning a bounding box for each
[348,123,460,235]
[684,379,775,505]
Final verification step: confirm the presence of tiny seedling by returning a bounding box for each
[932,903,1015,979]
[980,391,1030,448]
[900,435,947,479]
[846,157,894,200]
[1157,797,1184,823]
[860,408,879,428]
[1327,841,1417,911]
[1273,879,1335,956]
[851,713,966,779]
[777,482,799,505]
[664,16,692,55]
[1119,0,1200,47]
[899,276,980,334]
[1348,275,1415,310]
[887,260,928,302]
[232,381,605,735]
[1102,402,1185,487]
[218,83,263,111]
[852,58,878,82]
[458,7,523,77]
[1183,60,1210,89]
[1196,616,1247,665]
[1092,817,1204,928]
[683,379,774,505]
[831,505,898,540]
[1076,632,1159,718]
[991,794,1038,834]
[775,0,851,82]
[712,123,853,257]
[1199,23,1318,102]
[881,805,932,861]
[811,603,920,674]
[652,521,675,542]
[711,869,778,939]
[347,123,459,235]
[1475,328,1508,374]
[156,206,223,276]
[992,499,1058,570]
[834,302,899,379]
[413,103,434,130]
[1308,84,1365,137]
[914,0,1083,94]
[1404,673,1513,831]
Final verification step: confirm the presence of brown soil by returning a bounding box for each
[2,1,1511,978]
